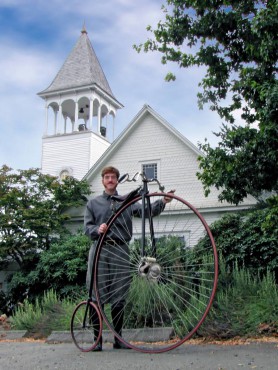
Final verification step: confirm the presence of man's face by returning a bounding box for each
[102,172,118,194]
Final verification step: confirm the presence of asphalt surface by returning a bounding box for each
[0,337,277,370]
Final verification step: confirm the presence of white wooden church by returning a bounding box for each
[0,26,257,292]
[37,25,256,231]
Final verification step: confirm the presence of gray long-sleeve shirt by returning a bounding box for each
[84,191,165,243]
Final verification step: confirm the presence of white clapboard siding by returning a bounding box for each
[131,211,207,248]
[86,107,256,209]
[41,131,110,180]
[67,105,257,234]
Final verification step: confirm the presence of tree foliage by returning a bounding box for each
[0,165,91,267]
[134,0,278,204]
[7,232,90,304]
[198,203,278,280]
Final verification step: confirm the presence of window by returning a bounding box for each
[142,163,157,179]
[58,167,73,181]
[133,234,187,249]
[60,170,70,181]
[155,235,186,249]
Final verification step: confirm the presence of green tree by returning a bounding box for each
[0,165,91,267]
[135,0,278,204]
[197,206,278,279]
[8,232,90,302]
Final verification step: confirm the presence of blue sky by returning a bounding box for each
[0,0,225,170]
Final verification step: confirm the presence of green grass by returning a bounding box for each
[10,263,278,339]
[198,262,278,338]
[11,289,83,337]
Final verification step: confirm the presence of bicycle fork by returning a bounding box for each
[139,184,161,282]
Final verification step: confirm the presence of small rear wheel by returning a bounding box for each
[94,192,218,353]
[71,301,102,352]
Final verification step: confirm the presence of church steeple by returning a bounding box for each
[39,27,115,98]
[38,27,123,180]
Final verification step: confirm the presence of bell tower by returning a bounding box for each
[38,25,123,180]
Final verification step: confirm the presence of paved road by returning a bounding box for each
[0,339,277,370]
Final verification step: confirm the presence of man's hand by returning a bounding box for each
[163,189,176,204]
[98,223,108,234]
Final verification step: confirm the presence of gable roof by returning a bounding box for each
[84,104,204,181]
[38,26,114,97]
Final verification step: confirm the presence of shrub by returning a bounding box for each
[204,205,278,280]
[11,289,84,337]
[198,259,278,338]
[7,231,90,305]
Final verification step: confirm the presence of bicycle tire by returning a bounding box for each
[71,301,102,352]
[94,192,218,353]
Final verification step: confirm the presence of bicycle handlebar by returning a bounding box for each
[118,172,165,191]
[118,172,139,183]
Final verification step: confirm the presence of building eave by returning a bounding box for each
[83,104,204,182]
[37,83,123,110]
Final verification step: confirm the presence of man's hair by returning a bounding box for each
[101,166,120,179]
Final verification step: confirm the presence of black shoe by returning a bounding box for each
[92,342,102,352]
[92,336,102,351]
[113,339,131,350]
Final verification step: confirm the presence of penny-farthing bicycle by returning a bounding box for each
[71,172,218,353]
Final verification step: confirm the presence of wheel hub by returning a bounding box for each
[138,256,161,281]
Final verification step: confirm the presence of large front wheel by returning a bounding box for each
[94,193,218,353]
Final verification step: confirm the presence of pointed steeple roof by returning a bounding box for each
[39,26,114,97]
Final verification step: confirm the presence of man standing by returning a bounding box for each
[84,166,173,351]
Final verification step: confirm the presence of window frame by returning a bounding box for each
[140,160,160,180]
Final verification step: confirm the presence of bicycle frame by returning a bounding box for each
[140,176,157,258]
